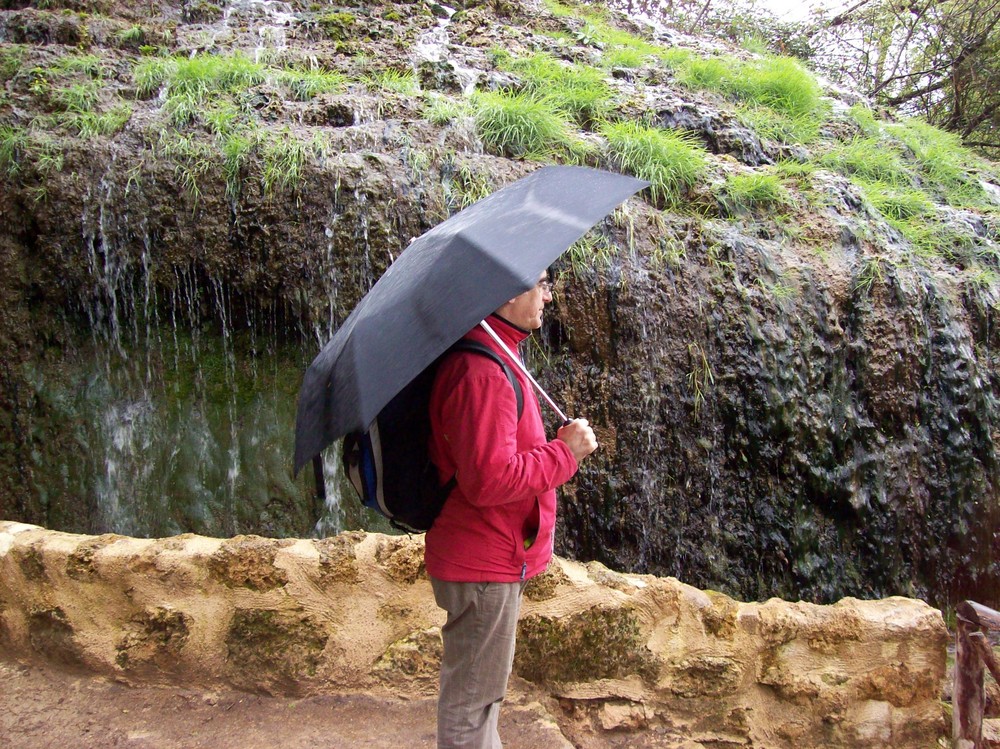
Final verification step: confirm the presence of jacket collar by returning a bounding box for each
[484,313,530,348]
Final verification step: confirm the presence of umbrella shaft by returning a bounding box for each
[478,320,569,423]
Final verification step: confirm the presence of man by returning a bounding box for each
[425,271,598,749]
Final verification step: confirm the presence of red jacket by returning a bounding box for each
[424,315,578,582]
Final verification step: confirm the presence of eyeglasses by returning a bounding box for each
[537,279,555,293]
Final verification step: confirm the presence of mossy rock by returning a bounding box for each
[28,606,85,667]
[374,536,426,584]
[316,11,354,41]
[523,562,569,601]
[65,534,125,581]
[13,541,48,583]
[225,608,329,694]
[316,532,362,584]
[116,605,191,671]
[180,0,223,24]
[515,606,657,685]
[665,654,746,698]
[702,590,739,639]
[372,626,442,682]
[208,536,290,591]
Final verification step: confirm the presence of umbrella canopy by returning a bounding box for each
[294,165,648,473]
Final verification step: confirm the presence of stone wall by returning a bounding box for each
[0,521,949,747]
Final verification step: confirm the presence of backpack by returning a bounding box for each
[340,340,524,533]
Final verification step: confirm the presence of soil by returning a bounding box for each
[0,656,573,749]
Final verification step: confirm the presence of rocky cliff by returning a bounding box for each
[0,521,949,748]
[2,0,1000,608]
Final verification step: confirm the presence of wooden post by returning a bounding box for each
[954,601,1000,749]
[955,613,986,748]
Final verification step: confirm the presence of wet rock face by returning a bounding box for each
[549,192,1000,608]
[0,523,950,748]
[653,94,773,166]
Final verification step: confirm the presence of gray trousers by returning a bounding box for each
[431,577,526,749]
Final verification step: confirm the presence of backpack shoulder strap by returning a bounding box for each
[452,339,524,420]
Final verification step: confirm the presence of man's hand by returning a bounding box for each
[557,418,598,463]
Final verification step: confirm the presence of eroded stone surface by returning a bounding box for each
[0,522,948,748]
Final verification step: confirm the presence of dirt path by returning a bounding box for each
[0,657,574,749]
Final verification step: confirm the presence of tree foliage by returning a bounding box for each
[812,0,1000,159]
[602,0,815,58]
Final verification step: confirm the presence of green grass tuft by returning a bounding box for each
[678,54,824,121]
[738,104,822,145]
[423,93,470,125]
[221,131,254,199]
[363,69,418,95]
[601,120,707,208]
[471,90,589,161]
[133,53,265,107]
[501,52,612,125]
[677,56,731,90]
[846,105,881,138]
[888,118,986,207]
[0,125,29,175]
[278,68,345,101]
[0,45,27,81]
[819,138,913,187]
[48,53,103,78]
[716,172,790,215]
[261,129,307,195]
[51,80,102,113]
[602,46,648,69]
[862,184,932,222]
[133,57,174,98]
[116,24,147,46]
[64,104,133,137]
[171,53,266,98]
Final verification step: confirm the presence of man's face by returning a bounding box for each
[498,272,554,331]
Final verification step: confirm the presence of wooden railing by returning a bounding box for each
[954,601,1000,748]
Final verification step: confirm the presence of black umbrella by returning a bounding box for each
[294,165,648,474]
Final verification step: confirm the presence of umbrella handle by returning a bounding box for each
[478,320,569,423]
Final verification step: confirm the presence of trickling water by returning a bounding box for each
[412,3,480,95]
[414,5,456,63]
[220,0,297,62]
